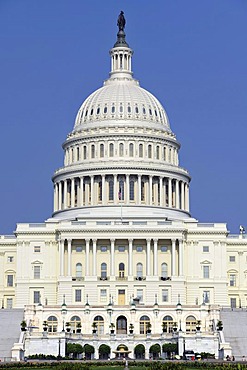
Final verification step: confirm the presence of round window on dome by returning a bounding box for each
[104,106,107,114]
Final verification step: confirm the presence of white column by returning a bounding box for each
[110,239,115,277]
[90,175,94,205]
[168,178,172,208]
[102,175,105,205]
[138,175,141,204]
[171,239,176,276]
[67,239,72,276]
[85,239,90,276]
[59,239,65,276]
[176,179,179,209]
[126,174,129,204]
[113,174,117,203]
[80,176,84,206]
[54,184,58,212]
[58,182,62,210]
[153,239,158,276]
[159,177,163,206]
[64,180,67,209]
[181,181,185,210]
[128,239,133,276]
[178,239,184,276]
[71,178,75,208]
[185,183,189,212]
[149,176,153,205]
[146,239,151,276]
[187,184,190,212]
[93,239,97,276]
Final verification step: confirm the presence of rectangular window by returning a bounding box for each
[230,274,236,286]
[203,265,209,279]
[136,246,143,252]
[229,256,235,262]
[162,289,168,302]
[100,289,107,302]
[161,246,168,252]
[118,246,125,252]
[100,246,107,252]
[7,256,14,263]
[75,289,81,302]
[7,298,13,309]
[203,290,210,303]
[34,265,41,279]
[7,275,13,287]
[76,246,83,252]
[136,289,143,303]
[33,291,40,304]
[203,246,209,253]
[34,246,41,253]
[230,298,237,308]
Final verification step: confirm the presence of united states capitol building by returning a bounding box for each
[0,13,247,361]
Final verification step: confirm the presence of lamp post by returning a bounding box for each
[61,294,67,332]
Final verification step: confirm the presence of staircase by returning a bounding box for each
[0,309,24,361]
[221,308,247,360]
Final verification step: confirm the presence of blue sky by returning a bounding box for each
[0,0,246,234]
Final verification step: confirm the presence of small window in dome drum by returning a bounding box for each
[91,109,94,115]
[155,110,158,116]
[104,106,107,114]
[135,106,139,114]
[112,106,115,113]
[128,106,131,113]
[85,110,88,117]
[120,105,123,113]
[97,107,100,114]
[143,107,146,114]
[149,109,152,115]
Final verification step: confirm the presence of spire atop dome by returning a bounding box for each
[114,11,129,47]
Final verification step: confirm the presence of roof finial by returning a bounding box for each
[114,11,129,47]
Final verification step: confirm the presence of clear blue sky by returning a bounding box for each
[0,0,246,234]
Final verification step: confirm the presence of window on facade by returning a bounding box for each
[230,274,236,287]
[161,246,168,252]
[162,289,168,302]
[203,246,209,252]
[34,291,40,304]
[75,289,81,302]
[141,180,145,201]
[119,263,125,278]
[120,104,123,113]
[34,246,41,253]
[136,289,143,302]
[111,105,115,113]
[119,143,124,157]
[135,106,139,114]
[156,146,160,159]
[100,289,107,302]
[7,298,13,309]
[129,143,134,157]
[161,263,168,279]
[76,263,82,278]
[83,145,87,159]
[163,147,166,161]
[203,265,209,279]
[7,275,13,287]
[70,315,81,333]
[93,315,104,334]
[143,107,146,114]
[230,298,237,308]
[97,107,100,115]
[203,290,210,303]
[90,108,94,116]
[139,315,150,334]
[136,246,143,252]
[229,256,235,262]
[109,143,114,157]
[76,246,83,252]
[47,316,58,333]
[162,315,173,333]
[34,266,41,279]
[100,144,104,158]
[128,105,131,113]
[104,106,107,114]
[139,144,143,157]
[130,180,135,201]
[148,145,152,158]
[77,147,80,161]
[98,180,102,201]
[109,179,114,201]
[149,108,152,116]
[186,315,196,333]
[7,256,14,263]
[136,263,143,278]
[101,263,107,279]
[91,145,95,159]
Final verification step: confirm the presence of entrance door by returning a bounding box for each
[118,289,125,305]
[117,316,127,334]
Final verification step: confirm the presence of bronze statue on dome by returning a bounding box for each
[117,11,126,31]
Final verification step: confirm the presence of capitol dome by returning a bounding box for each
[52,23,191,221]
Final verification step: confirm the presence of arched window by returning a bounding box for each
[101,263,107,279]
[128,105,131,113]
[162,315,173,333]
[117,316,127,334]
[109,179,114,201]
[76,263,82,278]
[119,143,124,157]
[139,144,143,158]
[104,106,107,114]
[97,107,100,115]
[111,105,115,114]
[141,180,145,201]
[135,106,139,114]
[163,147,166,161]
[98,181,102,202]
[186,315,197,333]
[148,145,152,159]
[83,145,87,160]
[120,104,123,113]
[77,147,80,161]
[161,263,168,279]
[129,180,135,201]
[109,143,114,157]
[136,263,143,279]
[100,144,104,158]
[156,146,160,159]
[119,263,125,278]
[70,315,81,333]
[71,148,74,162]
[91,144,95,159]
[47,316,58,333]
[129,143,134,157]
[139,315,150,334]
[93,315,104,334]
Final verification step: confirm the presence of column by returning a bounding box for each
[128,239,133,276]
[178,239,184,276]
[146,239,151,276]
[64,180,67,209]
[71,178,75,208]
[181,181,185,210]
[102,175,105,205]
[149,176,153,205]
[113,174,117,203]
[126,174,129,204]
[185,183,189,212]
[90,175,94,205]
[80,176,84,206]
[138,175,141,204]
[85,239,90,276]
[67,239,72,276]
[54,183,58,212]
[153,239,158,276]
[59,239,65,276]
[110,239,115,277]
[58,181,62,210]
[92,239,97,276]
[176,179,179,209]
[168,178,172,208]
[171,239,176,276]
[186,184,190,212]
[85,178,88,206]
[159,177,163,206]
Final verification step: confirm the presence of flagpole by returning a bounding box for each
[120,185,123,224]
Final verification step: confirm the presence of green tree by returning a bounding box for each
[134,344,145,359]
[66,343,84,359]
[149,344,161,359]
[99,344,111,359]
[84,344,95,360]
